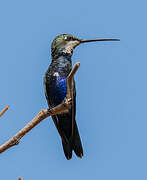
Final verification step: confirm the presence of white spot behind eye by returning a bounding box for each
[64,36,67,40]
[53,72,59,77]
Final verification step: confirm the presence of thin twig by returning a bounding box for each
[0,62,80,154]
[66,62,80,99]
[0,106,9,118]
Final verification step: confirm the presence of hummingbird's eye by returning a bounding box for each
[68,36,73,41]
[64,36,73,41]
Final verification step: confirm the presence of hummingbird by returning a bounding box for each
[44,34,120,160]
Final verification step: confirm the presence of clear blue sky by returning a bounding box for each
[0,0,146,179]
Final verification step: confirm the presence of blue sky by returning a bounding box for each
[0,0,147,179]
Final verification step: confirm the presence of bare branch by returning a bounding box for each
[0,62,80,154]
[0,106,9,118]
[66,62,80,99]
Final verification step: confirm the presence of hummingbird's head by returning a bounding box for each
[51,34,120,58]
[51,34,81,58]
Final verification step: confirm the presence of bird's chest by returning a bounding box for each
[49,72,67,106]
[45,56,72,106]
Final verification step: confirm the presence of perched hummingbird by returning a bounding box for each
[44,34,120,160]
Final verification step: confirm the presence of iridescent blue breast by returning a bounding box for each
[50,74,67,106]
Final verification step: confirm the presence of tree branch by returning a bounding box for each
[18,177,23,180]
[0,106,9,118]
[0,62,80,154]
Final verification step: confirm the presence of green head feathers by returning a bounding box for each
[51,34,80,57]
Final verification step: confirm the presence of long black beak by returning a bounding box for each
[80,38,120,43]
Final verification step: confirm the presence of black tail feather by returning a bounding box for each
[62,139,72,160]
[72,121,83,158]
[61,120,83,159]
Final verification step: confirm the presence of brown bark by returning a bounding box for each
[0,106,9,118]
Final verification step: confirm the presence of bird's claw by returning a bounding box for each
[63,97,72,108]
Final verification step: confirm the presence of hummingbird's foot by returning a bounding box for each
[47,108,53,115]
[63,97,72,108]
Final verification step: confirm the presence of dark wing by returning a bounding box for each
[44,73,67,142]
